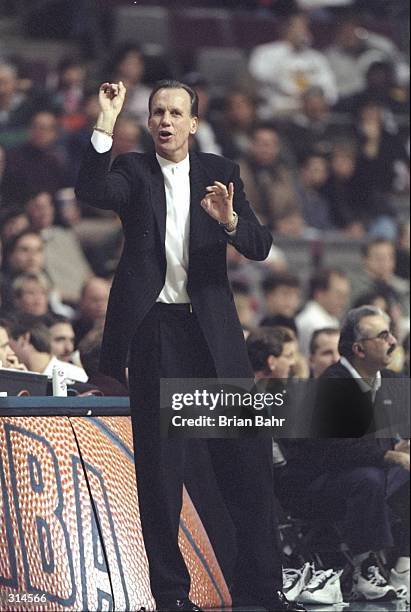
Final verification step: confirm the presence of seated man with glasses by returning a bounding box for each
[281,306,409,601]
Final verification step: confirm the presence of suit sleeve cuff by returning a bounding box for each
[91,130,113,153]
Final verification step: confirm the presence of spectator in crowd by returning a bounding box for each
[12,272,50,317]
[238,123,298,229]
[249,12,338,117]
[24,190,92,303]
[279,307,409,602]
[183,72,222,155]
[294,152,333,230]
[0,206,29,244]
[8,315,87,382]
[337,60,409,116]
[280,86,352,161]
[0,318,27,370]
[1,229,46,312]
[1,110,70,204]
[246,325,298,381]
[48,57,87,122]
[43,314,76,363]
[351,238,409,316]
[308,327,340,378]
[322,141,365,237]
[73,276,110,342]
[262,272,301,321]
[352,101,409,239]
[107,43,151,124]
[78,329,129,396]
[0,61,49,147]
[214,89,258,160]
[111,114,153,159]
[353,286,408,372]
[326,12,409,100]
[1,228,73,318]
[296,268,350,355]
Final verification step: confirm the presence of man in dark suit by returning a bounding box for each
[76,80,305,612]
[279,306,409,602]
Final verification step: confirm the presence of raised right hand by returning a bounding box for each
[98,81,127,117]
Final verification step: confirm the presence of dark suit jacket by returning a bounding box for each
[312,360,400,438]
[75,146,272,382]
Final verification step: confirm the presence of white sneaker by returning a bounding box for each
[351,558,397,601]
[299,569,344,605]
[390,567,410,602]
[283,562,312,601]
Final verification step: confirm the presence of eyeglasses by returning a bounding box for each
[358,330,394,342]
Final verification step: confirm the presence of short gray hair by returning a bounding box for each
[338,305,389,358]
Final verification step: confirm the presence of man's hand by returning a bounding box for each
[385,450,410,471]
[7,354,27,371]
[201,181,236,226]
[96,81,127,133]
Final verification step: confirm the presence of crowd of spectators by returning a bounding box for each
[0,2,409,384]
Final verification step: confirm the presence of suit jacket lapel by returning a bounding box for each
[148,155,166,247]
[189,152,216,258]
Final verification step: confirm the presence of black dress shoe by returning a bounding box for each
[156,598,203,612]
[232,590,306,612]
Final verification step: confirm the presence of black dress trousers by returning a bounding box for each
[128,302,282,605]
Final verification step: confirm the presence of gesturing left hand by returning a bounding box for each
[201,181,235,225]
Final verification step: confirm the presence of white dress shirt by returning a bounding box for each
[155,153,191,303]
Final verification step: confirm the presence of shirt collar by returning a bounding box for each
[156,153,190,174]
[340,356,382,394]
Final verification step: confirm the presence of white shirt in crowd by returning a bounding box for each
[249,41,338,116]
[296,299,339,356]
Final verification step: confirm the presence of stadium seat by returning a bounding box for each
[113,5,171,50]
[195,47,249,95]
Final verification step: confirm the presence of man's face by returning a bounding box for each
[365,243,395,281]
[0,327,18,368]
[10,234,44,274]
[148,88,198,162]
[49,322,75,362]
[270,341,297,379]
[16,281,49,317]
[318,274,350,319]
[266,286,300,318]
[81,279,110,321]
[302,157,328,188]
[29,113,58,149]
[25,192,55,230]
[251,129,280,166]
[355,314,397,370]
[286,15,312,49]
[310,332,340,378]
[0,66,17,101]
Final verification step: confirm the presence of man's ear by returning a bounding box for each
[22,332,31,346]
[267,354,276,372]
[353,342,365,358]
[190,116,199,135]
